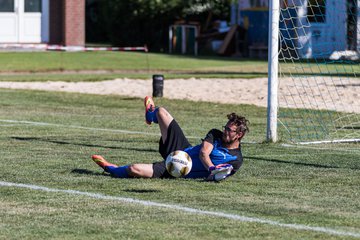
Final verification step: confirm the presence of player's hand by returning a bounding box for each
[207,164,233,182]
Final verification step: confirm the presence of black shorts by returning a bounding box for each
[152,119,191,178]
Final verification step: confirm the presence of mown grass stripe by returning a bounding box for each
[0,119,259,143]
[1,180,359,238]
[0,119,189,138]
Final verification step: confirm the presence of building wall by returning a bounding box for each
[295,0,347,58]
[64,0,85,46]
[234,0,358,58]
[358,0,360,52]
[49,0,85,46]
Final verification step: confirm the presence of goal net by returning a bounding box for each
[273,0,360,143]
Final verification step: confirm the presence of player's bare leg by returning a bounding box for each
[156,107,174,144]
[127,163,154,178]
[144,96,174,143]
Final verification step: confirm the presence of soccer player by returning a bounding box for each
[92,96,249,181]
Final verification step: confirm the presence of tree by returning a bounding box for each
[86,0,231,51]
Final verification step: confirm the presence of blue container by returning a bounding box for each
[240,9,269,46]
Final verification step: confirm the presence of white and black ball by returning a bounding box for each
[165,150,192,178]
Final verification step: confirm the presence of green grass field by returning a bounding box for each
[0,89,359,239]
[0,51,359,81]
[0,51,269,80]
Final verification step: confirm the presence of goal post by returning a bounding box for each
[267,0,280,143]
[267,0,360,144]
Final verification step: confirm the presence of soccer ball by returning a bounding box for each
[165,150,192,178]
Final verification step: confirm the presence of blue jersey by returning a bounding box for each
[184,129,243,179]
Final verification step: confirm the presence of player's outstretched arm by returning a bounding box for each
[199,141,214,170]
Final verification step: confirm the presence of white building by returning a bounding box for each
[231,0,360,58]
[0,0,85,46]
[0,0,49,43]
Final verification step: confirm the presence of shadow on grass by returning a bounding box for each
[71,168,107,176]
[247,156,342,169]
[123,189,162,193]
[11,136,157,152]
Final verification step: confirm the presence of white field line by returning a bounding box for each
[0,119,258,143]
[0,124,23,127]
[1,181,359,238]
[281,143,360,153]
[0,119,163,137]
[297,139,360,145]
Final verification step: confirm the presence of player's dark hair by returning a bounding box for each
[227,113,250,135]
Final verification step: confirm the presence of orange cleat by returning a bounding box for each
[144,96,155,125]
[92,155,118,170]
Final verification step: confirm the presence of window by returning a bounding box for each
[0,0,14,12]
[25,0,41,13]
[307,0,326,23]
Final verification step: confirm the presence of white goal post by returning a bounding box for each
[267,0,280,143]
[267,0,360,144]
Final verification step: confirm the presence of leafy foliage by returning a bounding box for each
[86,0,232,51]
